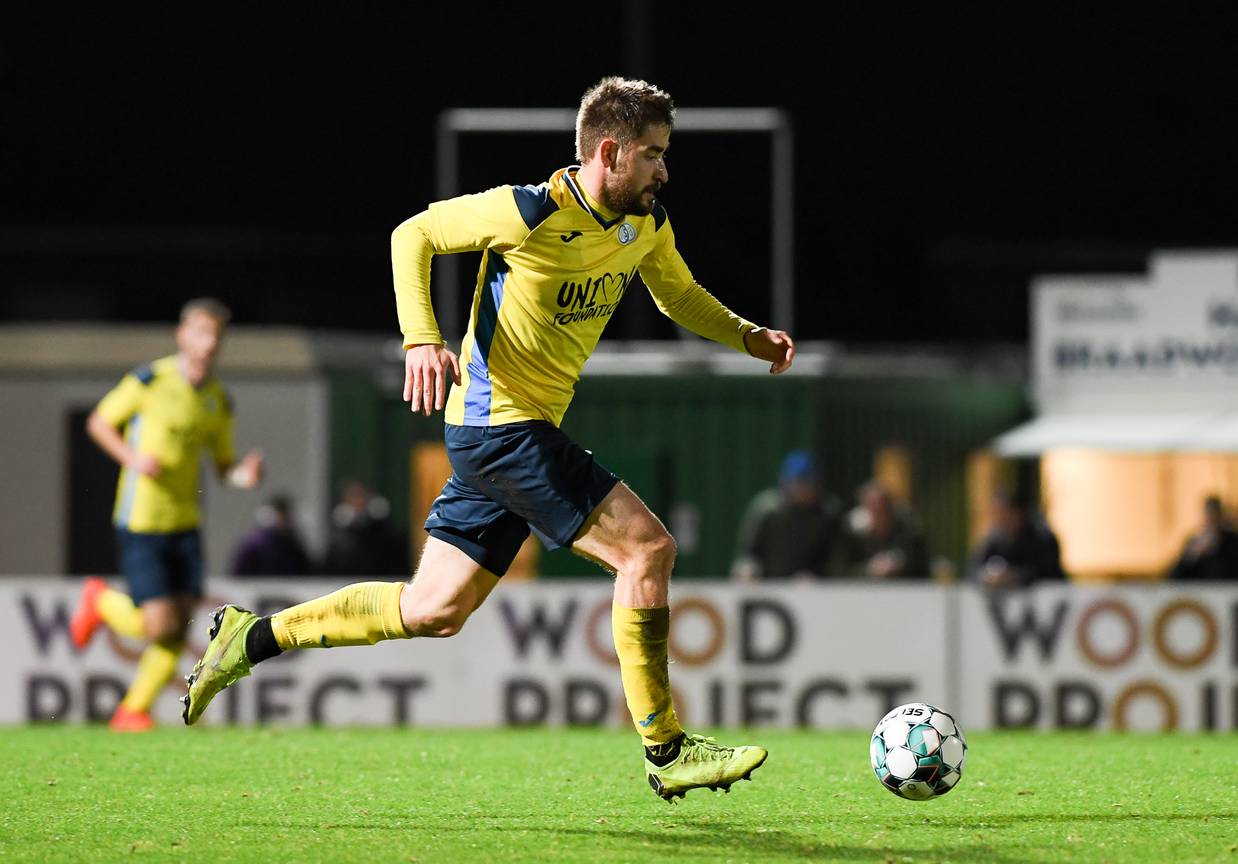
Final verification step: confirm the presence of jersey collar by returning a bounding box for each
[562,166,625,231]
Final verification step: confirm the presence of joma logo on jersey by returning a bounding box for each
[554,268,637,326]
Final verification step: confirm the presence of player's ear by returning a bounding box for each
[599,137,620,170]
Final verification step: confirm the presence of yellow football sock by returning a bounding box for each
[613,604,683,747]
[120,640,181,713]
[271,581,410,649]
[97,588,146,640]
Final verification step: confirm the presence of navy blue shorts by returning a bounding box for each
[116,528,204,605]
[425,422,620,577]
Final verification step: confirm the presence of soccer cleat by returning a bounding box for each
[109,704,154,733]
[70,577,109,650]
[181,605,258,725]
[645,733,768,802]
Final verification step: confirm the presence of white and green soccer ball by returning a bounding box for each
[870,702,967,800]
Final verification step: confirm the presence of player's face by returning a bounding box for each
[176,311,226,370]
[606,123,670,216]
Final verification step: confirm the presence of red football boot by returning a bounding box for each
[70,577,109,650]
[109,705,154,732]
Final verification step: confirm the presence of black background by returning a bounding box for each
[4,4,1235,343]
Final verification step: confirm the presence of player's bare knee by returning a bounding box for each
[405,603,470,638]
[144,615,177,642]
[634,529,677,574]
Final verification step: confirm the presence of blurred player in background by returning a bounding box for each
[71,298,263,731]
[183,78,792,800]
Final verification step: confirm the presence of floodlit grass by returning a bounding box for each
[2,727,1235,863]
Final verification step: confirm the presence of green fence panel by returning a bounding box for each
[327,371,1029,580]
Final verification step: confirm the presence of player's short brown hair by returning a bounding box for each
[575,77,675,163]
[180,297,232,325]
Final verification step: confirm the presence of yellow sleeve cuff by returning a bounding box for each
[402,331,445,350]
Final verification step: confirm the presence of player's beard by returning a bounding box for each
[604,172,658,217]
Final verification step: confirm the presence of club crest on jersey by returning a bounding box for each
[617,222,637,245]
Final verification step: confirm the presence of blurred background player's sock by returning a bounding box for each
[612,604,683,748]
[98,588,146,640]
[270,581,409,650]
[119,640,182,713]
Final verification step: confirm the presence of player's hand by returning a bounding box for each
[743,327,795,374]
[129,452,162,478]
[228,450,264,489]
[404,344,462,416]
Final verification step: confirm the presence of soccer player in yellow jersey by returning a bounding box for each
[183,78,794,800]
[70,298,263,731]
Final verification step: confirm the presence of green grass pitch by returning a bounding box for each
[2,727,1235,863]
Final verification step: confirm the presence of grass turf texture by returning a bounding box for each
[2,728,1235,863]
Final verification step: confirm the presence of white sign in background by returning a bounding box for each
[1033,252,1238,413]
[3,580,1233,731]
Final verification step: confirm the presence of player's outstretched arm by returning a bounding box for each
[404,344,462,416]
[743,327,796,374]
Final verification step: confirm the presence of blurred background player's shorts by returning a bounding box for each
[116,528,204,605]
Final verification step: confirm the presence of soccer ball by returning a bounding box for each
[870,702,967,800]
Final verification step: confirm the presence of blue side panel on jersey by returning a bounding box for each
[115,414,143,527]
[132,364,155,385]
[511,185,558,231]
[463,252,509,424]
[652,201,668,231]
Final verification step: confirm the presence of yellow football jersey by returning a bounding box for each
[95,355,236,533]
[392,166,756,427]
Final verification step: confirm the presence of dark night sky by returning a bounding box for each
[3,4,1236,343]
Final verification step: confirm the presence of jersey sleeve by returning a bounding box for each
[95,374,145,426]
[208,390,237,473]
[638,217,756,353]
[392,185,534,348]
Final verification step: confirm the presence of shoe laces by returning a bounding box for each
[682,734,735,762]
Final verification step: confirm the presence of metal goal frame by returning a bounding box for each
[434,107,794,341]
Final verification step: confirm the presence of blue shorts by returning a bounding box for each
[425,422,620,577]
[116,528,204,605]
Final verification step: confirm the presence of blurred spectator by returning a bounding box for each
[325,479,409,576]
[230,495,312,577]
[1169,495,1238,581]
[968,490,1065,588]
[730,451,841,581]
[842,480,930,580]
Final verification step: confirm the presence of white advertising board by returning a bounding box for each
[1,579,947,730]
[5,580,1232,731]
[957,585,1238,731]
